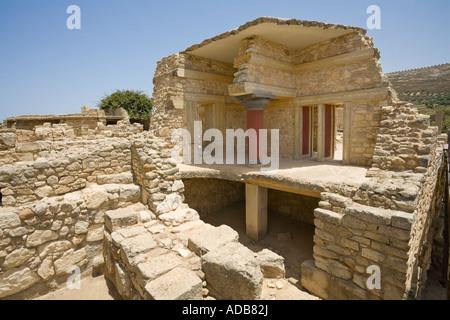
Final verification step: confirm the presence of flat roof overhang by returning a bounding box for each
[183,17,365,64]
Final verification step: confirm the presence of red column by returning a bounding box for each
[247,110,264,164]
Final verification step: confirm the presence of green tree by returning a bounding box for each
[98,90,153,122]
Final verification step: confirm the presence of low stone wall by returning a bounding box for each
[0,182,140,299]
[182,178,245,217]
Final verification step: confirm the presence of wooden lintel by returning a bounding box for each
[242,179,322,198]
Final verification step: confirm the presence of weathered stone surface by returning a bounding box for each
[38,240,72,258]
[26,230,58,247]
[202,242,263,300]
[139,210,154,223]
[256,249,285,279]
[0,267,40,298]
[105,207,138,232]
[16,142,40,153]
[119,185,141,202]
[74,220,89,235]
[188,224,239,256]
[120,233,157,260]
[53,248,87,275]
[301,259,371,300]
[144,267,202,300]
[114,263,133,300]
[86,224,104,242]
[19,208,35,220]
[37,257,54,280]
[137,252,183,281]
[85,186,109,210]
[0,210,21,229]
[159,206,199,226]
[35,186,54,199]
[97,172,133,185]
[156,194,182,215]
[4,248,35,269]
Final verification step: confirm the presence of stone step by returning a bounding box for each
[105,203,148,232]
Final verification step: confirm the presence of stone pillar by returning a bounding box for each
[317,104,325,162]
[240,98,271,165]
[343,102,352,164]
[245,184,268,242]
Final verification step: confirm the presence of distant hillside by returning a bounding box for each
[386,63,450,108]
[386,63,450,132]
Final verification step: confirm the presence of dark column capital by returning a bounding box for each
[239,98,271,111]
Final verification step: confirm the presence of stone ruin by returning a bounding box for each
[0,17,448,300]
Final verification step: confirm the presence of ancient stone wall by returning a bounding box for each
[0,118,191,299]
[182,178,245,217]
[268,190,319,226]
[0,121,144,207]
[0,181,141,299]
[131,132,185,215]
[264,105,295,158]
[302,101,447,300]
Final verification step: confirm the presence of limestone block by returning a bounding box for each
[105,207,139,232]
[188,224,239,256]
[256,249,285,279]
[15,142,40,153]
[137,252,183,282]
[4,248,35,269]
[38,240,72,259]
[171,180,184,192]
[0,210,21,229]
[86,224,104,242]
[201,242,263,300]
[97,172,133,185]
[120,233,157,260]
[26,230,59,247]
[19,208,35,220]
[144,267,202,300]
[159,205,199,226]
[84,186,109,210]
[74,220,89,235]
[0,266,40,298]
[119,185,140,202]
[37,257,54,280]
[139,210,155,223]
[114,263,133,300]
[0,133,16,148]
[117,225,147,239]
[155,193,182,215]
[35,186,54,199]
[53,248,87,275]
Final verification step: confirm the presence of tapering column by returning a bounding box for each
[240,98,271,165]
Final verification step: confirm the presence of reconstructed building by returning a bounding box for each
[151,17,448,300]
[0,17,447,301]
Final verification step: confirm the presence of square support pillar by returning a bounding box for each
[245,184,268,242]
[317,104,325,162]
[343,102,352,165]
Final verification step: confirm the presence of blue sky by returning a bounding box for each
[0,0,449,121]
